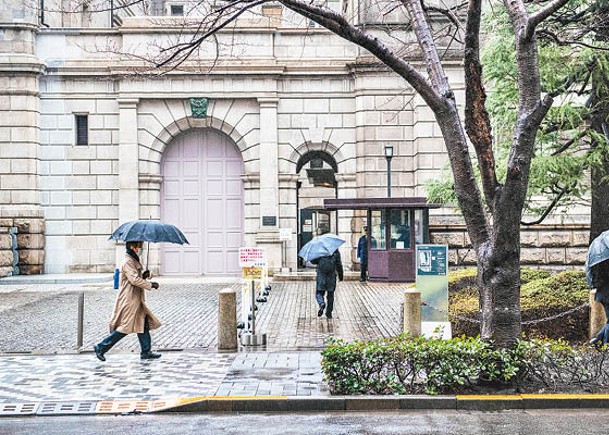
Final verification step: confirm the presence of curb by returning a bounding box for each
[3,394,609,416]
[158,394,609,413]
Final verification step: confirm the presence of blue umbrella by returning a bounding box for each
[109,220,189,245]
[586,230,609,287]
[298,233,345,262]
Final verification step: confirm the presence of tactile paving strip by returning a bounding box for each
[37,401,98,415]
[0,403,38,416]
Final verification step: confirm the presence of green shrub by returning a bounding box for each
[321,335,527,395]
[321,336,609,395]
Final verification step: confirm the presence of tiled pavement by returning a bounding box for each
[0,279,406,353]
[0,277,407,409]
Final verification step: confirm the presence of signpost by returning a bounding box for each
[415,244,451,339]
[279,228,291,271]
[238,247,268,346]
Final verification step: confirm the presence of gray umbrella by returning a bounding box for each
[109,220,189,245]
[298,233,345,262]
[586,229,609,287]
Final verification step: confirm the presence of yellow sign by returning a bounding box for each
[242,266,263,280]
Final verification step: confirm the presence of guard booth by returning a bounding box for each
[324,198,441,282]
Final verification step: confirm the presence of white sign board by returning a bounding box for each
[279,228,292,241]
[239,247,267,267]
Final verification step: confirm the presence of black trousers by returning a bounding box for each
[360,261,368,281]
[316,290,335,316]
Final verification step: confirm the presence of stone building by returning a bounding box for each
[0,0,589,277]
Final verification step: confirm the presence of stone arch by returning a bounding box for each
[141,115,254,175]
[286,141,348,175]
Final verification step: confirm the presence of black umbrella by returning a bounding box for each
[109,220,189,244]
[109,220,189,270]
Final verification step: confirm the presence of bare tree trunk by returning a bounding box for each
[478,242,522,346]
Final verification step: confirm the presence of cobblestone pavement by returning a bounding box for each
[0,279,405,353]
[0,278,404,406]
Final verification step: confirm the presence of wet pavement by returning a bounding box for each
[0,277,406,410]
[0,278,405,353]
[1,276,608,416]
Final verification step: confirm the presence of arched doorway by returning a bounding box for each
[296,150,338,269]
[160,128,244,275]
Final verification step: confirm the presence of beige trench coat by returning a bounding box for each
[108,253,162,334]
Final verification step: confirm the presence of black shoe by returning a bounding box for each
[317,303,326,317]
[590,337,602,347]
[359,279,366,282]
[141,352,161,360]
[93,345,106,362]
[326,313,333,319]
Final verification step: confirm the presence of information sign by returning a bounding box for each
[416,245,449,323]
[239,247,267,267]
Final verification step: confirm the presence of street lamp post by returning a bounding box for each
[384,145,393,198]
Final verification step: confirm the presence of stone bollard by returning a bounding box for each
[218,288,238,352]
[590,290,606,339]
[403,288,421,337]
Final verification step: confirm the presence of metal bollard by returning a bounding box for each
[218,288,238,352]
[77,292,84,349]
[590,290,606,339]
[403,288,421,337]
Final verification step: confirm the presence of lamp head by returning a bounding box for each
[384,145,394,159]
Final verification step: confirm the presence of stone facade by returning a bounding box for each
[0,1,591,276]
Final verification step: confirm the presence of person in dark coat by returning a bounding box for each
[590,260,609,346]
[357,226,368,282]
[311,249,344,319]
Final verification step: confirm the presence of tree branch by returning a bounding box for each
[526,0,571,39]
[279,0,444,109]
[521,183,572,225]
[464,0,498,211]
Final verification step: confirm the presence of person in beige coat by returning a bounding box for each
[94,241,162,361]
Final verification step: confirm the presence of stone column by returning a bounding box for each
[0,2,46,276]
[335,173,357,269]
[403,288,422,336]
[255,98,282,272]
[278,174,299,271]
[116,98,140,263]
[218,288,238,352]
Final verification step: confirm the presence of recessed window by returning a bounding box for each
[170,4,184,16]
[75,114,88,146]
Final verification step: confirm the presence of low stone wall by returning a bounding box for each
[430,223,589,268]
[0,211,45,277]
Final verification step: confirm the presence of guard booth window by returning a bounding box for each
[370,210,386,250]
[390,209,410,249]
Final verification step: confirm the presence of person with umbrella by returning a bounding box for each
[94,240,162,361]
[299,229,345,319]
[587,230,609,347]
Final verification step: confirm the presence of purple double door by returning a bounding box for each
[161,129,244,275]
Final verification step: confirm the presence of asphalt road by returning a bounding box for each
[0,410,607,435]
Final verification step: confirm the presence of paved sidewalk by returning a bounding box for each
[1,276,607,416]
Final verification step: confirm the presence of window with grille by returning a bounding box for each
[75,115,88,146]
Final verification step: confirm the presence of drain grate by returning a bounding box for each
[97,400,155,414]
[0,403,38,416]
[37,401,98,415]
